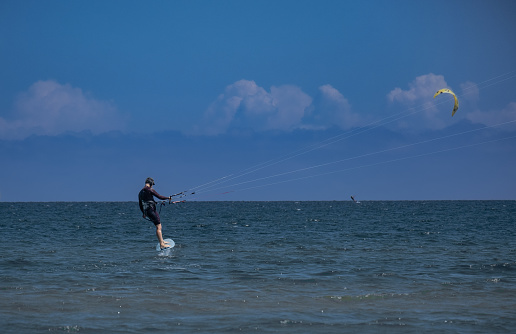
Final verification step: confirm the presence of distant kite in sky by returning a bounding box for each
[434,88,459,116]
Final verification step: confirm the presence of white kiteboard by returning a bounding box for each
[156,238,175,251]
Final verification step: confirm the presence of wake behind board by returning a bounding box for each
[156,238,175,251]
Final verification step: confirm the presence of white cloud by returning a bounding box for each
[387,73,456,131]
[387,73,448,103]
[268,85,312,131]
[387,74,516,133]
[195,80,366,135]
[303,84,361,130]
[196,80,312,135]
[0,80,125,140]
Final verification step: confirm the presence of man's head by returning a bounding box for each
[145,177,155,186]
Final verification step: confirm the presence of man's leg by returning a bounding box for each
[155,223,169,248]
[147,208,170,249]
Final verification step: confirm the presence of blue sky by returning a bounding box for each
[1,0,515,201]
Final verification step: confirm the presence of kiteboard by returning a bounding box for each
[156,238,175,251]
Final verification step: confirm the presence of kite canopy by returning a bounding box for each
[434,88,459,116]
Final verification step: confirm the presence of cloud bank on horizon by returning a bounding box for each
[1,73,514,141]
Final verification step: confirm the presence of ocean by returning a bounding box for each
[1,201,515,333]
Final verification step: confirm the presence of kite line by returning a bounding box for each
[180,70,516,199]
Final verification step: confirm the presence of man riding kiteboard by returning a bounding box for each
[138,177,173,249]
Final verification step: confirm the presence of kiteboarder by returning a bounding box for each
[138,177,172,249]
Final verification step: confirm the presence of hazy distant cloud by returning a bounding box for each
[458,73,515,130]
[460,81,479,103]
[457,81,516,131]
[195,80,363,135]
[0,80,125,140]
[467,102,516,130]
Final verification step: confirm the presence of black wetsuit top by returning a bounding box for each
[138,186,169,225]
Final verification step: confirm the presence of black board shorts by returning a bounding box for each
[145,205,161,226]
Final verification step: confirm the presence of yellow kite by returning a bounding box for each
[434,88,459,116]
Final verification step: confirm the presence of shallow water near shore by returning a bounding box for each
[1,201,515,333]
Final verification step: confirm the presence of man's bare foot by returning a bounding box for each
[160,242,170,249]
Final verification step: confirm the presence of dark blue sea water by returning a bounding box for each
[1,201,515,333]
